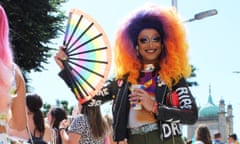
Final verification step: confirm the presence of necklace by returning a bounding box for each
[142,64,155,72]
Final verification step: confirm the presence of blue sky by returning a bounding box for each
[30,0,240,137]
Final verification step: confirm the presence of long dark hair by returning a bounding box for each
[49,107,67,144]
[195,124,212,144]
[81,104,108,138]
[26,93,45,135]
[49,107,67,129]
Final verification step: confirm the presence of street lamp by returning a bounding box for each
[232,71,240,74]
[172,0,178,11]
[184,9,218,23]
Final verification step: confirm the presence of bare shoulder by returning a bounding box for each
[14,64,25,84]
[13,63,25,95]
[9,63,27,130]
[43,124,52,143]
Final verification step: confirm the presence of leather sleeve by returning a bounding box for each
[58,68,72,88]
[156,78,198,124]
[58,69,114,106]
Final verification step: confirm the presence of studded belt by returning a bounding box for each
[129,123,159,135]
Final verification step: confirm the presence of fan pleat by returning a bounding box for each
[68,33,102,54]
[68,22,94,51]
[65,15,83,49]
[68,60,104,77]
[68,47,107,56]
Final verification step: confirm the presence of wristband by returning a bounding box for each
[151,101,158,114]
[59,128,66,131]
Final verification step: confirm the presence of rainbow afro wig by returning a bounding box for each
[113,3,191,87]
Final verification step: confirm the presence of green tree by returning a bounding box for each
[42,99,73,117]
[42,103,51,117]
[0,0,67,86]
[187,65,198,87]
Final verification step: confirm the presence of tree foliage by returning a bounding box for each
[0,0,66,73]
[187,65,198,87]
[42,99,73,117]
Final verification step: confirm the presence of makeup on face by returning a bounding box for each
[138,35,161,45]
[136,29,162,64]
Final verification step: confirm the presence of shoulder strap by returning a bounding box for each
[26,125,34,144]
[33,128,44,138]
[10,64,17,95]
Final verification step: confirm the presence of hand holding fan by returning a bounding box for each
[61,8,112,104]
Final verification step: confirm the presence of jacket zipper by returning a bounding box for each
[161,86,175,144]
[114,81,129,140]
[159,86,167,141]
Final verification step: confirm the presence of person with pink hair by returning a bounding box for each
[55,2,198,144]
[0,4,27,143]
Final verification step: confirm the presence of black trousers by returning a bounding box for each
[128,130,184,144]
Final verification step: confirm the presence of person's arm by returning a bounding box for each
[8,64,27,130]
[60,130,80,144]
[59,119,80,144]
[54,47,113,105]
[43,123,53,143]
[156,78,198,124]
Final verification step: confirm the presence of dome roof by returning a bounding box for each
[199,95,219,118]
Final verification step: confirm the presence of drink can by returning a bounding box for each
[130,84,144,110]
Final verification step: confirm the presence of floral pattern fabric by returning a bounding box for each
[68,114,104,144]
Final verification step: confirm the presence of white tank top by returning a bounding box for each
[0,64,18,143]
[10,64,17,96]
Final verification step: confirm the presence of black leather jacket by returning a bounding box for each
[59,69,198,142]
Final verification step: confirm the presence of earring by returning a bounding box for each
[161,44,165,49]
[136,46,139,57]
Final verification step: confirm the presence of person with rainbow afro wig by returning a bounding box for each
[55,2,198,144]
[109,3,198,144]
[0,4,27,143]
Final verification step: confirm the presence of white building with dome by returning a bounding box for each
[186,86,233,142]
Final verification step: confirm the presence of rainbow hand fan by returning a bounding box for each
[61,8,112,104]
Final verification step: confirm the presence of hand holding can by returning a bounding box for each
[130,84,144,110]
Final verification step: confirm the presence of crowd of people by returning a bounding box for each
[184,124,239,144]
[1,2,239,144]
